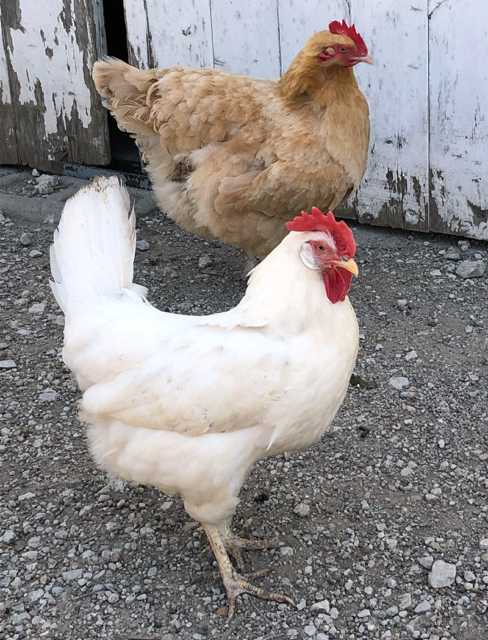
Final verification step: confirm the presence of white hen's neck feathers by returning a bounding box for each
[210,231,344,335]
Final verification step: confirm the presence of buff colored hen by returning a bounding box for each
[93,21,371,259]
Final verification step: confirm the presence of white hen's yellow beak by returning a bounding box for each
[331,258,359,277]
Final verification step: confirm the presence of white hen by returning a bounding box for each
[50,176,359,616]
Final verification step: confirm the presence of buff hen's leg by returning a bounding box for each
[203,523,294,619]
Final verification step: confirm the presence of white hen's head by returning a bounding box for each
[286,208,358,304]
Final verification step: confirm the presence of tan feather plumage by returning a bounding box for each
[93,29,370,255]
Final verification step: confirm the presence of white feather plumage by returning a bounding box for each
[51,177,359,526]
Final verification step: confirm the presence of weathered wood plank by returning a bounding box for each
[350,0,429,231]
[0,1,18,164]
[429,0,488,240]
[278,0,349,72]
[210,0,280,78]
[123,0,213,70]
[1,0,110,170]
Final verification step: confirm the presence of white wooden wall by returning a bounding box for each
[0,0,109,169]
[123,0,488,239]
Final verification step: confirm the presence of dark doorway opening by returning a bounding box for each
[102,0,142,174]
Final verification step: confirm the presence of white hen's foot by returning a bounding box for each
[203,523,294,619]
[221,531,283,571]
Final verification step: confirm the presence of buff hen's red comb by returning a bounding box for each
[329,20,368,57]
[286,207,356,258]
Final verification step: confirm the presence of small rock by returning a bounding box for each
[458,240,470,251]
[480,539,488,550]
[405,350,417,361]
[444,247,460,261]
[414,600,431,614]
[38,390,58,402]
[0,360,17,369]
[464,570,476,582]
[28,302,45,314]
[62,569,83,581]
[430,269,442,277]
[294,502,310,517]
[429,560,456,588]
[20,232,32,246]
[280,546,294,556]
[136,239,150,251]
[419,556,434,569]
[329,607,339,619]
[198,254,212,269]
[29,249,43,258]
[35,174,58,194]
[389,376,409,390]
[397,299,408,310]
[456,260,485,278]
[465,324,474,334]
[438,439,445,449]
[108,593,119,603]
[32,168,40,177]
[311,599,330,613]
[18,492,35,501]
[357,609,370,618]
[2,530,16,544]
[386,605,399,617]
[29,589,44,602]
[304,625,316,637]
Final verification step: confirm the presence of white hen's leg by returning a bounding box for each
[203,523,294,619]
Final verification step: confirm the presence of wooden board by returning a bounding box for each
[210,0,280,78]
[350,0,429,231]
[123,0,214,69]
[429,0,488,239]
[0,2,18,164]
[0,0,110,170]
[278,0,349,72]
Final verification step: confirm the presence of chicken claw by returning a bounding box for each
[203,523,294,619]
[222,532,283,571]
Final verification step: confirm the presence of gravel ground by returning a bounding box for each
[0,169,487,640]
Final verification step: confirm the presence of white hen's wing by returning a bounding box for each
[65,297,302,437]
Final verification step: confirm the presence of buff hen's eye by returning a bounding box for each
[317,244,326,252]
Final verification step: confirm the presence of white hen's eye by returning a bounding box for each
[317,244,326,252]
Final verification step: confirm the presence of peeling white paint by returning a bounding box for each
[124,0,213,69]
[429,0,488,239]
[7,0,93,135]
[0,4,12,104]
[353,0,429,229]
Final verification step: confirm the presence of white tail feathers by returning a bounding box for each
[50,176,142,314]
